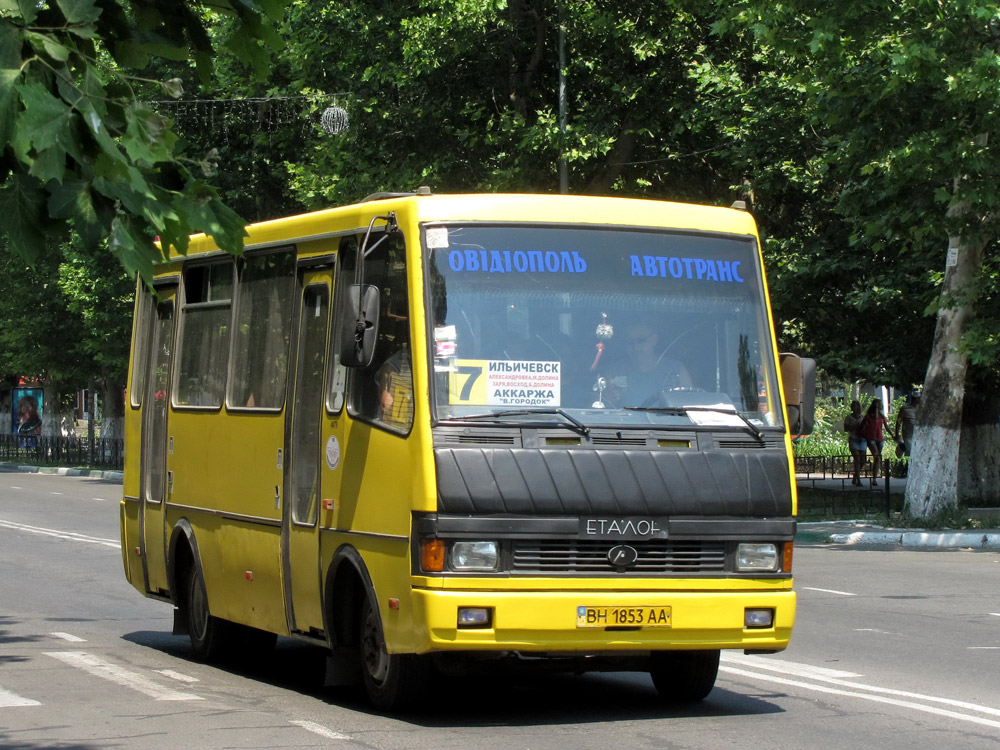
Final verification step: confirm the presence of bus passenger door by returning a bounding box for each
[140,286,176,596]
[283,272,330,634]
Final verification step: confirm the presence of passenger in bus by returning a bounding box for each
[375,346,414,429]
[604,321,692,407]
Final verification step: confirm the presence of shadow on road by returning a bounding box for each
[123,629,785,725]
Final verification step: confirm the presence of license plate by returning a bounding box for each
[576,606,672,628]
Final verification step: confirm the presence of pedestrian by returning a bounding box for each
[860,398,890,486]
[893,391,920,457]
[843,400,867,486]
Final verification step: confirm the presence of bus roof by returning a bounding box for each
[168,192,759,260]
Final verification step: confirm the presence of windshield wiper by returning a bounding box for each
[444,408,590,437]
[625,405,764,442]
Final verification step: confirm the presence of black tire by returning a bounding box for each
[649,650,720,702]
[184,562,233,661]
[359,597,429,711]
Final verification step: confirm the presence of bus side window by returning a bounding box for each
[175,261,233,408]
[227,250,297,410]
[348,232,413,432]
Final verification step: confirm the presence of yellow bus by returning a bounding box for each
[121,190,811,710]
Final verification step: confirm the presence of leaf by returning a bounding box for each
[28,144,68,183]
[0,175,47,264]
[0,19,22,67]
[109,214,154,281]
[161,77,184,99]
[14,81,74,155]
[2,0,40,24]
[25,31,72,63]
[47,177,97,226]
[55,0,103,24]
[122,105,177,165]
[0,67,21,148]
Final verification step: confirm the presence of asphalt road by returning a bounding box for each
[1,471,998,749]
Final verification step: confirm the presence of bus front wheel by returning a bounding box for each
[649,650,720,702]
[185,562,231,661]
[359,597,428,711]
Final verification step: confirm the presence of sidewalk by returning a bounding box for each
[0,462,123,482]
[795,474,1000,548]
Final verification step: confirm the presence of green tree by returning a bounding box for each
[0,0,284,279]
[730,0,1000,514]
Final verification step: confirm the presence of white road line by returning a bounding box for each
[723,658,1000,718]
[0,687,41,708]
[44,652,203,702]
[51,632,86,643]
[10,486,22,490]
[968,646,1000,650]
[0,519,120,549]
[721,666,1000,729]
[155,670,200,683]
[50,492,63,496]
[989,613,1000,617]
[289,720,351,740]
[92,497,108,502]
[722,653,861,679]
[803,586,857,596]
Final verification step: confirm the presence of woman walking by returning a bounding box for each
[860,399,890,487]
[843,400,867,486]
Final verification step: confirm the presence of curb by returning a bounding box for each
[827,530,1000,549]
[796,521,1000,549]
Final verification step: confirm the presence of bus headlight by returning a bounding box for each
[736,543,779,572]
[450,541,499,571]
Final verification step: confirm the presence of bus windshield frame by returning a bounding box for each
[423,222,784,432]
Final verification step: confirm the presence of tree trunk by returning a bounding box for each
[904,205,988,518]
[100,379,125,441]
[957,390,1000,507]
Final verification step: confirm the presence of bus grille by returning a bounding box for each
[511,540,727,574]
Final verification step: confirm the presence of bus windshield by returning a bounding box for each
[426,223,783,430]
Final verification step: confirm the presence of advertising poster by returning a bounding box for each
[12,387,44,437]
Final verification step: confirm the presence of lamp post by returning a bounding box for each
[558,0,568,194]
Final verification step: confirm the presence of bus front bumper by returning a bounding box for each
[407,587,795,654]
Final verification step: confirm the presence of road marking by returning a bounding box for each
[803,586,856,596]
[989,613,1000,617]
[10,486,22,490]
[51,632,86,643]
[92,497,108,502]
[721,665,1000,729]
[723,655,1000,719]
[968,646,1000,650]
[50,492,63,496]
[0,687,41,708]
[722,653,861,679]
[155,670,200,683]
[0,519,120,549]
[44,652,203,702]
[289,720,351,740]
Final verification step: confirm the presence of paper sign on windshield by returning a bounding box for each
[448,359,561,407]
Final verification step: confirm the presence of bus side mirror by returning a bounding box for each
[340,284,380,368]
[779,353,816,436]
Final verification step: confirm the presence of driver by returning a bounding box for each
[606,321,692,407]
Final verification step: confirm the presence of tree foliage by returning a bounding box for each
[0,0,284,279]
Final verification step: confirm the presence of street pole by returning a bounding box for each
[558,0,568,194]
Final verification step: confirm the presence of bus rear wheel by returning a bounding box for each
[359,597,428,711]
[649,650,720,702]
[185,562,232,661]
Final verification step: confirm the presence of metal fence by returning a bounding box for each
[0,434,124,471]
[794,454,907,480]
